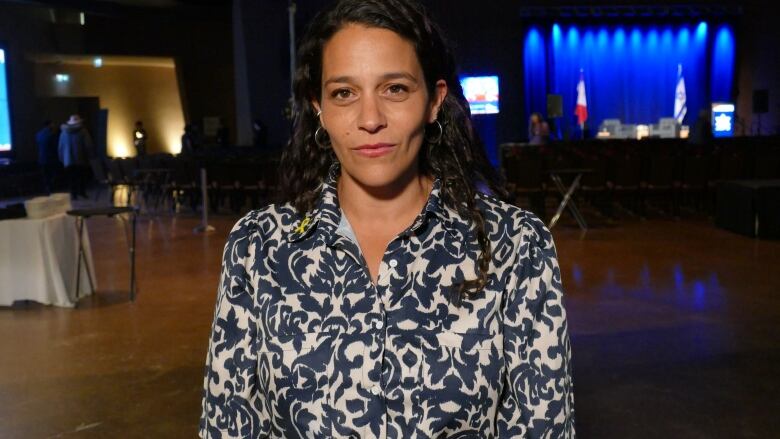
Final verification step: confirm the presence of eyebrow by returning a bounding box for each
[323,72,419,87]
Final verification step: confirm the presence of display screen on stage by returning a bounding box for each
[460,75,499,115]
[0,47,11,153]
[711,102,734,138]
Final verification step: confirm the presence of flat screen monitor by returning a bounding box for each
[711,102,735,138]
[0,47,11,153]
[460,75,499,115]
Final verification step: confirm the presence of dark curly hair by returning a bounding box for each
[278,0,506,303]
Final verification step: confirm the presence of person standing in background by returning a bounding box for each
[688,108,713,146]
[528,112,551,145]
[133,120,148,156]
[58,114,93,200]
[180,124,195,155]
[36,120,60,194]
[215,118,229,147]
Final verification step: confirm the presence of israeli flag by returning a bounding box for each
[674,64,687,124]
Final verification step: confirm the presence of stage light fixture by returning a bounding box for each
[520,4,742,20]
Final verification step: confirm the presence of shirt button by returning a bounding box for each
[388,259,398,268]
[374,320,384,330]
[370,386,382,396]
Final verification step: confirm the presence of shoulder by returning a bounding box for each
[224,202,302,248]
[476,192,548,234]
[475,192,555,254]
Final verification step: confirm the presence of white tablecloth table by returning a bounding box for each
[0,213,95,307]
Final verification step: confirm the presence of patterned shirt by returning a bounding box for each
[200,166,575,438]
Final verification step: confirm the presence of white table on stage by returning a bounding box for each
[0,213,95,307]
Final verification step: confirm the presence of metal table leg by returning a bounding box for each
[119,209,138,302]
[548,173,588,232]
[130,210,136,301]
[554,174,588,232]
[73,216,95,305]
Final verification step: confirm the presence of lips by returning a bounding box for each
[353,143,395,158]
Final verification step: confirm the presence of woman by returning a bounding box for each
[528,112,551,145]
[200,1,574,437]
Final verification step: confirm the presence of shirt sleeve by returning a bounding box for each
[498,214,575,438]
[200,214,264,438]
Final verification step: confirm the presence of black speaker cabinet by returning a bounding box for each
[547,94,563,118]
[753,89,769,114]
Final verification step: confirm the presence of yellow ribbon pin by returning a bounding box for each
[294,216,312,234]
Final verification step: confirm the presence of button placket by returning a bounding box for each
[362,280,386,399]
[363,239,405,401]
[362,330,386,399]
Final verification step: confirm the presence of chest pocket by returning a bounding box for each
[256,291,339,437]
[258,295,335,390]
[416,290,505,437]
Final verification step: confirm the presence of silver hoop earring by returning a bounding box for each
[425,120,444,145]
[314,125,330,149]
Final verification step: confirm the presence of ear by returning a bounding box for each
[428,79,448,123]
[311,100,324,128]
[311,100,322,115]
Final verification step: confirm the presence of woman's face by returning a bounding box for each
[314,24,447,189]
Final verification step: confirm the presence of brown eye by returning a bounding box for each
[387,84,408,94]
[332,89,354,100]
[384,83,410,101]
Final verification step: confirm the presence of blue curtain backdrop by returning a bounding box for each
[523,22,735,139]
[523,27,547,137]
[711,24,736,103]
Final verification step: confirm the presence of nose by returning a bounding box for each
[357,94,387,134]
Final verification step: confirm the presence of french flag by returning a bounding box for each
[574,69,588,128]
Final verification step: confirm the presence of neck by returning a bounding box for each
[337,164,432,226]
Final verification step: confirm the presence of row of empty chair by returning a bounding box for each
[90,151,281,214]
[3,136,777,218]
[500,136,780,219]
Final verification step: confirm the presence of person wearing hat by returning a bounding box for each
[58,114,93,199]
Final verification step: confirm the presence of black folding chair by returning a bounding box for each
[501,144,546,218]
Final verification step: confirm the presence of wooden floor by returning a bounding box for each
[1,208,778,438]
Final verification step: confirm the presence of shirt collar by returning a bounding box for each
[286,163,470,244]
[286,164,340,243]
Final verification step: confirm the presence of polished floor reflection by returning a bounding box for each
[557,220,779,438]
[1,213,778,438]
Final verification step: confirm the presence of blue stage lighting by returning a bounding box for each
[522,20,733,138]
[711,25,735,102]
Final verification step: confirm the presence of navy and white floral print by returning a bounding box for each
[200,166,575,438]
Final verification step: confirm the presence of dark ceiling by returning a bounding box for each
[4,0,231,19]
[5,0,229,14]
